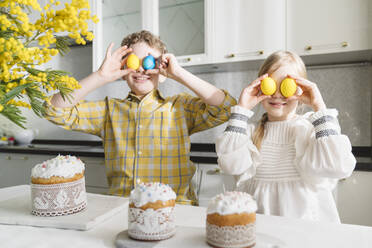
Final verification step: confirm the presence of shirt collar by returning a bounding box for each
[126,89,165,104]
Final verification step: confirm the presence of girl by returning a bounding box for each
[216,51,356,223]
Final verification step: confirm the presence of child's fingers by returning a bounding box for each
[119,68,134,77]
[105,42,115,59]
[258,94,271,102]
[287,74,314,90]
[250,74,268,88]
[145,69,160,75]
[117,46,131,60]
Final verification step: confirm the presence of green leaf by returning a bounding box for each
[55,36,71,56]
[1,83,32,104]
[0,104,26,128]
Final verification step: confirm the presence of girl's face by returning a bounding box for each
[261,65,299,121]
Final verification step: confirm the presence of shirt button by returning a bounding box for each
[138,151,142,155]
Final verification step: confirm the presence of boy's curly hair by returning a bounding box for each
[121,30,167,54]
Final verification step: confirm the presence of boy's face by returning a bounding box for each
[261,65,299,121]
[123,42,162,98]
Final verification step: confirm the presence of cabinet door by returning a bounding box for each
[212,0,286,63]
[287,0,372,55]
[159,0,212,66]
[79,156,108,194]
[93,0,142,71]
[0,154,55,188]
[337,171,372,226]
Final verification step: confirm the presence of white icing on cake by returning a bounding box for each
[130,182,177,208]
[31,155,85,179]
[207,191,257,215]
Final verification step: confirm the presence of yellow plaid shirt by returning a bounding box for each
[44,89,236,204]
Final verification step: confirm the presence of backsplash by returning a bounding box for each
[1,46,371,146]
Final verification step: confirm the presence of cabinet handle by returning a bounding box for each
[23,156,28,160]
[226,50,264,58]
[186,58,191,62]
[305,41,349,52]
[6,155,11,160]
[207,168,220,175]
[341,41,349,48]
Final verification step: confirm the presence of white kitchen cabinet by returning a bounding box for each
[0,153,53,188]
[0,153,108,194]
[287,0,372,56]
[212,0,286,64]
[93,0,212,69]
[159,0,212,66]
[337,171,372,226]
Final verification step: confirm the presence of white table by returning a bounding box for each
[1,185,372,248]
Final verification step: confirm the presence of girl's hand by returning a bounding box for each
[145,53,182,80]
[238,74,271,110]
[97,43,134,84]
[287,74,326,111]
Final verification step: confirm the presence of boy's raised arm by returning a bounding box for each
[51,43,134,108]
[147,53,226,106]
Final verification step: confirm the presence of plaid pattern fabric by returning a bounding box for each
[44,89,236,205]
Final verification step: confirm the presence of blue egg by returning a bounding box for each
[142,55,156,70]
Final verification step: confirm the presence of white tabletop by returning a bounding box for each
[1,185,372,248]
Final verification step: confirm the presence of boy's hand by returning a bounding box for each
[97,43,134,84]
[145,53,182,80]
[287,74,326,112]
[238,74,271,110]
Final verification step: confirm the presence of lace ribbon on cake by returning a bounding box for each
[206,222,256,248]
[31,177,87,217]
[128,206,176,240]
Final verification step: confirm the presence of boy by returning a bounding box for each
[44,30,236,205]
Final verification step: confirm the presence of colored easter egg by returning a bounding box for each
[260,77,277,95]
[280,78,297,98]
[142,55,156,70]
[126,53,140,70]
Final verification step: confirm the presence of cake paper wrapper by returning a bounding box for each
[206,222,256,248]
[31,177,87,217]
[128,206,176,241]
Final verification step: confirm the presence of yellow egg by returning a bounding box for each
[260,77,277,95]
[126,53,140,70]
[280,78,297,98]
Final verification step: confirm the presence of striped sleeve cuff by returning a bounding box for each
[308,109,341,139]
[224,105,254,134]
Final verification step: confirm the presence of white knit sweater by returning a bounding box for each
[216,106,356,223]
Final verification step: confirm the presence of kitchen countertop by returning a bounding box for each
[0,140,371,170]
[0,140,219,164]
[1,185,372,248]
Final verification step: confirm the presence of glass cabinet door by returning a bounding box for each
[102,0,141,54]
[159,0,204,56]
[159,0,208,65]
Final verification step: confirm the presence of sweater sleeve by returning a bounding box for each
[294,109,356,188]
[215,105,260,180]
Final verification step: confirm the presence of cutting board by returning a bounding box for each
[0,189,128,230]
[115,226,287,248]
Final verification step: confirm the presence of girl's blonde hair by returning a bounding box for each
[252,51,307,149]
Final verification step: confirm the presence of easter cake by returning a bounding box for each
[128,182,177,241]
[30,155,87,216]
[206,191,257,248]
